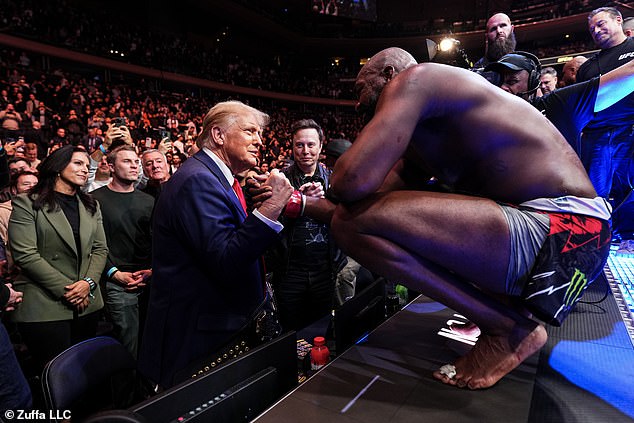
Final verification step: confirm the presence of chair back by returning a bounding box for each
[42,336,136,422]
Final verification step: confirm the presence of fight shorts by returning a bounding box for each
[501,196,612,326]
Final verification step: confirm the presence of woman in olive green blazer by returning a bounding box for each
[9,145,108,370]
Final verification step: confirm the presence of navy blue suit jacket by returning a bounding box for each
[138,150,279,387]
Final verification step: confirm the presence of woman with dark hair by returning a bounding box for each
[8,145,108,370]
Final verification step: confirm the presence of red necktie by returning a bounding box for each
[232,177,247,213]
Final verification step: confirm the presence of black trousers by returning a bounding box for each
[274,266,334,332]
[18,311,101,373]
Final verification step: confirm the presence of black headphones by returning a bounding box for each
[514,51,541,95]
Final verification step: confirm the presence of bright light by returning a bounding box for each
[439,38,458,52]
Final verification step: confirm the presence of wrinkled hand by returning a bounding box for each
[299,181,325,198]
[257,169,293,220]
[63,280,91,310]
[246,174,273,209]
[4,283,23,312]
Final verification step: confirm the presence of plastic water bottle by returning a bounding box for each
[310,336,330,370]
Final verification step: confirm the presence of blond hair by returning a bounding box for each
[197,100,269,149]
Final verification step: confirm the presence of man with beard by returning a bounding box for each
[329,47,611,390]
[473,13,516,69]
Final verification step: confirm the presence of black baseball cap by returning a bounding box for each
[484,53,538,74]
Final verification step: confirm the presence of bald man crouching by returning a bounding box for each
[330,48,611,390]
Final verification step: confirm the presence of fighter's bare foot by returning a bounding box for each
[433,323,547,389]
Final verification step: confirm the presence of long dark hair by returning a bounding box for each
[29,145,97,215]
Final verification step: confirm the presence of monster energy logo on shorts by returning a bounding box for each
[563,268,588,308]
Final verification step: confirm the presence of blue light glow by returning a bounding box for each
[550,324,634,418]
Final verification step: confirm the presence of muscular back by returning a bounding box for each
[334,63,596,204]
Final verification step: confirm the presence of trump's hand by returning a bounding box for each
[257,169,293,220]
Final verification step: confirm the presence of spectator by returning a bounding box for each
[577,6,634,240]
[22,120,48,159]
[49,127,68,152]
[0,169,39,278]
[85,123,135,192]
[0,104,22,142]
[30,102,53,139]
[539,66,558,95]
[266,119,345,331]
[139,100,293,389]
[8,145,107,372]
[24,142,40,168]
[13,93,26,117]
[7,157,31,177]
[559,56,588,88]
[140,148,170,200]
[473,13,516,69]
[92,146,154,357]
[0,91,10,110]
[82,126,104,153]
[63,110,86,146]
[24,93,39,119]
[169,151,186,174]
[86,155,111,192]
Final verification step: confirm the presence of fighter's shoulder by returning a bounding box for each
[396,62,448,79]
[388,63,451,95]
[396,63,482,87]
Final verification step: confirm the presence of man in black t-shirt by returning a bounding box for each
[576,6,634,239]
[266,119,345,331]
[93,145,154,357]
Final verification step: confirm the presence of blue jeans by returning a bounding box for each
[0,321,31,414]
[105,282,141,358]
[580,125,634,238]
